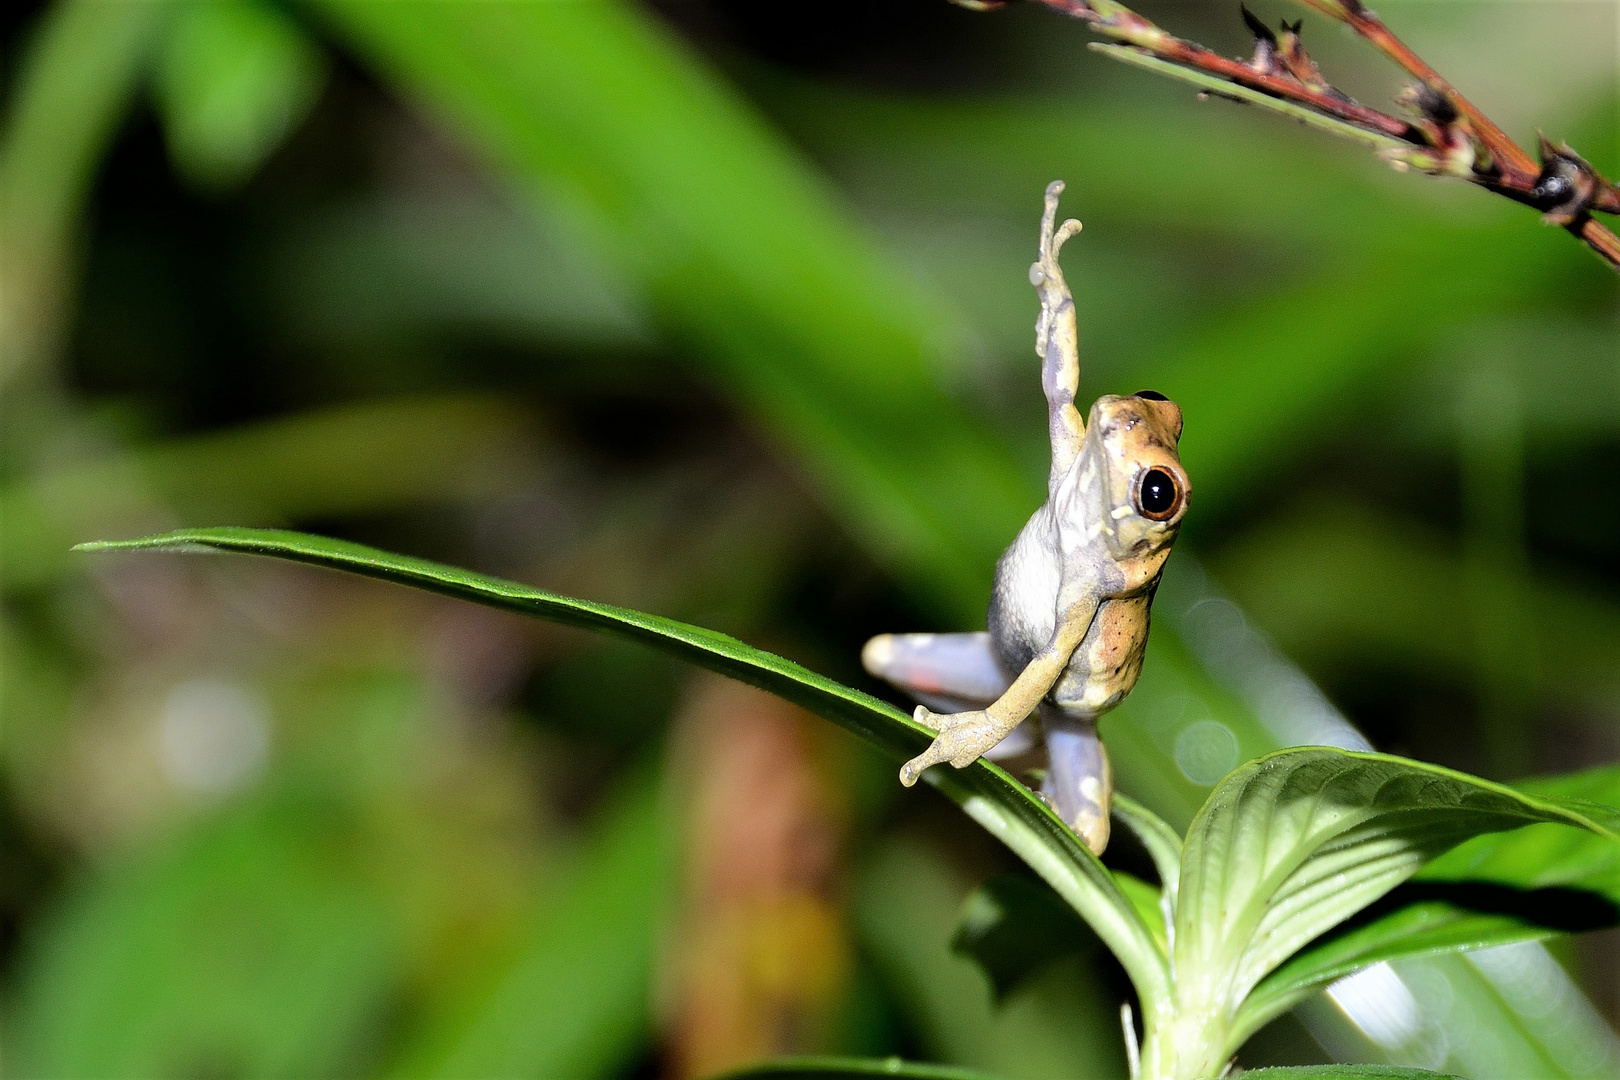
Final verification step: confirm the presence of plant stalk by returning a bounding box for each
[1007,0,1620,271]
[1137,1002,1231,1080]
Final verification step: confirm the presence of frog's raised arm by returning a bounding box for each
[1031,180,1085,489]
[896,184,1100,799]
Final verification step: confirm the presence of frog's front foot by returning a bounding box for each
[899,706,1008,786]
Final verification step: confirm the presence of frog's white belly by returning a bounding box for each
[988,508,1149,719]
[988,509,1063,660]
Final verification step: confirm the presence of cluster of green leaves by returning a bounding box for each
[76,527,1620,1079]
[4,0,1619,1076]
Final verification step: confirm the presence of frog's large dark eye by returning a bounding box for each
[1133,389,1169,401]
[1138,468,1180,520]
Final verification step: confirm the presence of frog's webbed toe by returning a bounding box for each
[899,706,1010,787]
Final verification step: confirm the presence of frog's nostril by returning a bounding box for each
[1133,389,1168,401]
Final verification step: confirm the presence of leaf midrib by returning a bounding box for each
[1180,760,1353,1012]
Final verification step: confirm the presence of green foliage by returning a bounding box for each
[949,874,1097,1003]
[1243,893,1610,1034]
[8,0,1620,1075]
[11,795,395,1079]
[717,1058,1014,1080]
[385,770,671,1080]
[77,524,1171,1013]
[1182,752,1618,1051]
[153,0,325,191]
[76,528,1620,1078]
[8,668,542,1078]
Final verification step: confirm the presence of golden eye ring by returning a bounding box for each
[1137,467,1181,521]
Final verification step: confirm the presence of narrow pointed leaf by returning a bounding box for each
[1171,746,1619,1056]
[1113,792,1182,903]
[716,1058,1011,1080]
[75,526,1169,1013]
[1087,43,1405,154]
[1419,763,1620,898]
[1237,763,1620,1038]
[949,874,1095,1003]
[1236,886,1614,1040]
[1236,1068,1465,1080]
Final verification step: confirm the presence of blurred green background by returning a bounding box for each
[2,1,1618,1077]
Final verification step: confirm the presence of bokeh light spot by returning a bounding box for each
[1173,719,1238,785]
[158,678,272,796]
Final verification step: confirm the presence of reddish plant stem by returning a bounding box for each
[1579,218,1620,266]
[1316,0,1620,263]
[1036,0,1418,140]
[1024,0,1620,271]
[1326,1,1538,186]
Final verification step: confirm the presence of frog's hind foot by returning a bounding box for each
[1042,710,1113,856]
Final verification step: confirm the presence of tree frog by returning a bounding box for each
[862,181,1190,855]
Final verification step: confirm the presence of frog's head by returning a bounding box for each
[1082,390,1190,561]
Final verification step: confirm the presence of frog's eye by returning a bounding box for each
[1137,468,1181,521]
[1133,390,1169,401]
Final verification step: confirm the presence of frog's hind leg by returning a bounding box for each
[862,632,1007,709]
[1040,704,1112,855]
[862,632,1035,760]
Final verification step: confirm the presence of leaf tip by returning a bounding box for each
[71,533,217,556]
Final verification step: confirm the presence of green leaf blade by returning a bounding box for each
[1236,890,1605,1041]
[1421,764,1620,897]
[715,1057,1013,1080]
[76,526,895,741]
[76,527,1171,1015]
[1235,1068,1466,1080]
[1171,747,1619,1053]
[1112,792,1183,904]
